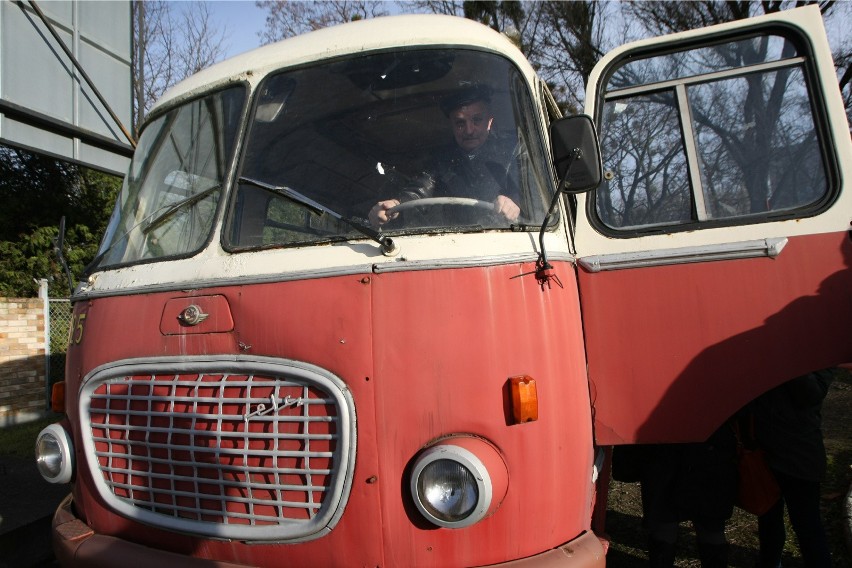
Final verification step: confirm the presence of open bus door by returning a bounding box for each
[574,5,852,445]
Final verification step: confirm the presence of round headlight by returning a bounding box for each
[410,437,508,528]
[417,458,479,522]
[35,424,74,484]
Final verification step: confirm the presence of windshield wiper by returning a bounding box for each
[142,184,220,234]
[239,176,398,256]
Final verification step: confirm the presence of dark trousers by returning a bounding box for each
[757,470,832,567]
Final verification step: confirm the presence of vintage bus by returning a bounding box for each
[36,6,851,566]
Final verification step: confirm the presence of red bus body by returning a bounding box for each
[37,7,851,567]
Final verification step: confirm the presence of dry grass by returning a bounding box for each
[0,415,58,458]
[604,368,852,567]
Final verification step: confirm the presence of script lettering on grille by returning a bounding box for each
[243,393,306,422]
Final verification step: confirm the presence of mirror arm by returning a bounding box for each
[539,147,581,262]
[555,148,582,190]
[535,148,580,288]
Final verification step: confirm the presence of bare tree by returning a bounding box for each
[404,1,535,54]
[591,0,837,228]
[178,3,230,77]
[838,47,852,124]
[256,0,390,43]
[533,1,621,114]
[401,1,464,17]
[461,1,524,35]
[827,2,852,127]
[625,0,850,117]
[405,1,615,113]
[132,1,229,132]
[133,0,172,130]
[627,0,836,36]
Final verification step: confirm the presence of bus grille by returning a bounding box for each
[79,358,355,541]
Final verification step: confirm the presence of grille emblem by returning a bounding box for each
[244,393,306,422]
[177,304,209,326]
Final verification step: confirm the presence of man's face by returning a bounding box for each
[449,100,493,152]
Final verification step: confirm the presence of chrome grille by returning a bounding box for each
[80,358,355,541]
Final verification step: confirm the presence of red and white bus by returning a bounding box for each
[36,6,851,566]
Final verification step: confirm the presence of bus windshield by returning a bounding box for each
[227,49,554,249]
[91,86,246,270]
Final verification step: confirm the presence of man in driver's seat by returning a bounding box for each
[368,85,521,228]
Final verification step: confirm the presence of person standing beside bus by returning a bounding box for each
[633,424,738,568]
[753,370,834,567]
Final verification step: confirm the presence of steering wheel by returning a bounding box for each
[387,197,495,215]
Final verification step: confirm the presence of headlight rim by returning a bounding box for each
[409,437,507,529]
[35,423,74,484]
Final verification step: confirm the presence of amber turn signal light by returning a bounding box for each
[51,381,65,413]
[509,375,538,423]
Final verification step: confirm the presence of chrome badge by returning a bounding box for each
[244,394,306,423]
[177,304,209,326]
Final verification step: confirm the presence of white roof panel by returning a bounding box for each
[152,14,532,115]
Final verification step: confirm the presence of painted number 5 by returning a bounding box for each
[70,313,87,345]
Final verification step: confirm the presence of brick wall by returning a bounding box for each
[0,297,47,425]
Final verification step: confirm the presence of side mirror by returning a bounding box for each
[550,114,602,194]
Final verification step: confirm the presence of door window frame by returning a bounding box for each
[587,23,842,239]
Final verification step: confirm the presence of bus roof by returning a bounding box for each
[152,14,531,117]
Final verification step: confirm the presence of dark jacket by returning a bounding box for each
[754,370,832,481]
[613,425,738,524]
[430,134,520,204]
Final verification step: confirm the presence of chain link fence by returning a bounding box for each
[48,298,72,386]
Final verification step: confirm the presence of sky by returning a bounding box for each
[203,0,269,59]
[202,0,407,60]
